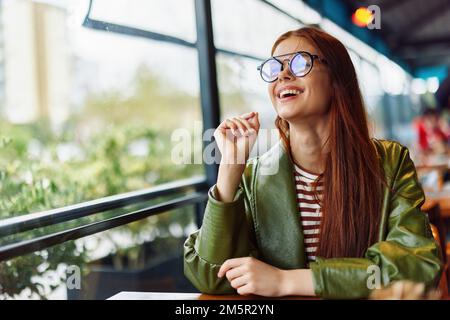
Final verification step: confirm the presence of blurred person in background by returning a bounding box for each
[414,107,449,158]
[413,106,450,192]
[436,70,450,112]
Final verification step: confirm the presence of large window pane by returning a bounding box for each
[212,0,301,58]
[0,0,203,216]
[88,0,196,43]
[0,0,203,299]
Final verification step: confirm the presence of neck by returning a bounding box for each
[287,114,331,175]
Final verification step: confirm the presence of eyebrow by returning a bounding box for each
[272,51,317,58]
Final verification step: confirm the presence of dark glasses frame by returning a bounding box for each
[257,51,327,83]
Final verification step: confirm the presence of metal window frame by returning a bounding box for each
[0,176,207,238]
[0,191,207,262]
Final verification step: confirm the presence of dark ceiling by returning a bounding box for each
[343,0,450,69]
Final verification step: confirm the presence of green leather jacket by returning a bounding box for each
[184,139,443,299]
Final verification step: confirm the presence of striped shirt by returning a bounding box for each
[293,164,323,263]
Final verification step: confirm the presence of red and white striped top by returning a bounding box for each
[293,164,323,263]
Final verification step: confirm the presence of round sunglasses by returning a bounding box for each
[257,51,327,83]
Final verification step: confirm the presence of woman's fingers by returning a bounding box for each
[218,257,247,277]
[229,118,246,137]
[237,284,253,296]
[247,112,260,130]
[240,112,259,130]
[224,118,239,136]
[218,112,259,138]
[225,119,249,137]
[233,117,255,136]
[225,265,247,282]
[230,274,249,290]
[239,111,256,120]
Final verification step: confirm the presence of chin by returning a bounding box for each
[275,103,303,121]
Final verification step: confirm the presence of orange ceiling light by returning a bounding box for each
[352,7,373,27]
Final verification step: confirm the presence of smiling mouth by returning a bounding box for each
[277,89,304,99]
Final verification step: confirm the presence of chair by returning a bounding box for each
[430,224,449,296]
[422,200,447,264]
[422,200,449,296]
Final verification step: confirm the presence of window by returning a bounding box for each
[0,0,202,299]
[212,0,300,58]
[0,0,203,214]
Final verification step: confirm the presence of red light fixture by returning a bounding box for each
[352,7,373,27]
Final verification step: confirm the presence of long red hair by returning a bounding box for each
[272,27,385,258]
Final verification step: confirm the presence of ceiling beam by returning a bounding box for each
[400,45,450,67]
[377,0,411,13]
[392,3,450,43]
[401,49,450,61]
[343,0,414,15]
[399,35,450,48]
[409,55,450,68]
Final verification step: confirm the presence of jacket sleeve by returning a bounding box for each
[183,160,259,294]
[309,146,444,299]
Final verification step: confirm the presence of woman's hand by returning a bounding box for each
[214,112,260,165]
[217,257,288,297]
[214,112,260,202]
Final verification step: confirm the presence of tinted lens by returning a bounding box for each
[291,53,312,76]
[260,59,282,82]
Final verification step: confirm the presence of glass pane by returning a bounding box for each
[267,0,322,25]
[0,0,204,219]
[360,60,383,99]
[89,0,196,43]
[359,59,384,136]
[212,0,301,58]
[0,0,204,300]
[376,55,408,95]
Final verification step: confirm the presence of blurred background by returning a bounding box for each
[0,0,449,299]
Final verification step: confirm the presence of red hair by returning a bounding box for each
[272,27,385,258]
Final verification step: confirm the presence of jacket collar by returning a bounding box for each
[254,140,307,268]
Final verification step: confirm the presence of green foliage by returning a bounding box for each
[0,65,203,299]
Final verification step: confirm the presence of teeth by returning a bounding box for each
[279,89,303,98]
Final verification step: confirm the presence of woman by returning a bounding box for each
[184,27,443,299]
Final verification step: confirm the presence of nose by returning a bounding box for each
[277,59,295,82]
